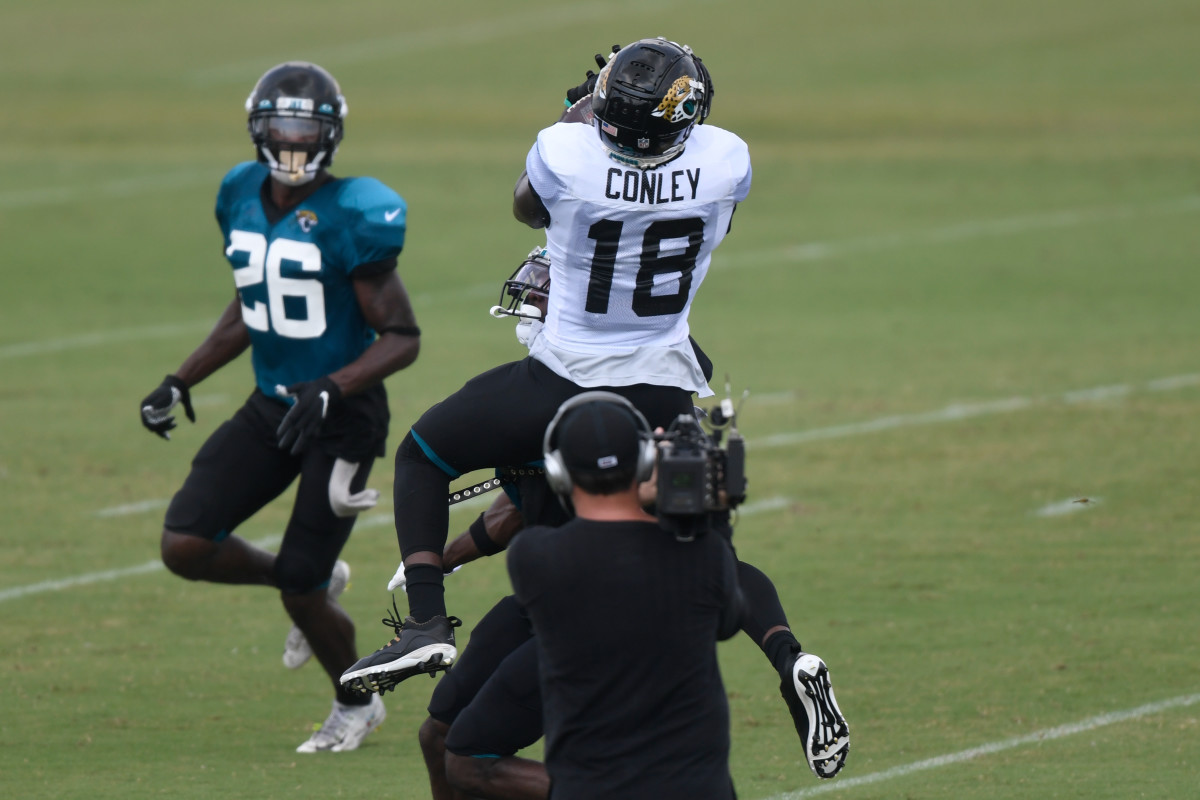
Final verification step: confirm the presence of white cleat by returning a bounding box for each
[296,694,386,753]
[283,560,350,670]
[782,652,850,779]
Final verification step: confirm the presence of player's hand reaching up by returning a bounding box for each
[565,46,621,104]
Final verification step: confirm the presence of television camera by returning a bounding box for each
[654,380,749,541]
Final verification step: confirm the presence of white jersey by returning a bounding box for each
[524,122,752,396]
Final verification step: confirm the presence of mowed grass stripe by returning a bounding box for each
[85,370,1200,523]
[187,0,699,85]
[37,366,1199,607]
[3,496,793,603]
[749,373,1200,449]
[4,194,1198,361]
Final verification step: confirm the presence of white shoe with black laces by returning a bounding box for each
[781,652,849,779]
[296,694,386,753]
[283,559,350,670]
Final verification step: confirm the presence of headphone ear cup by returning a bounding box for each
[636,436,657,483]
[543,449,573,495]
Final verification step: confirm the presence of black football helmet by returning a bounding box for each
[490,246,551,320]
[245,62,347,186]
[591,38,713,169]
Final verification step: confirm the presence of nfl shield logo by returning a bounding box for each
[637,137,650,149]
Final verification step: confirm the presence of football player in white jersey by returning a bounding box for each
[342,40,846,780]
[516,39,749,399]
[342,37,727,688]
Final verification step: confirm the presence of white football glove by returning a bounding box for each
[328,458,380,518]
[387,561,460,593]
[387,562,408,592]
[515,316,543,348]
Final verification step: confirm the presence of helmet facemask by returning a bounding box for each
[490,248,551,321]
[245,62,347,186]
[249,114,342,186]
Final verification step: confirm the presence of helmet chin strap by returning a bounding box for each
[271,168,318,186]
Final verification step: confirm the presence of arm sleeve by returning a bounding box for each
[715,541,743,641]
[506,532,536,606]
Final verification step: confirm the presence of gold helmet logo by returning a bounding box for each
[652,77,703,124]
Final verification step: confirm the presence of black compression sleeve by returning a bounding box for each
[468,513,505,556]
[736,560,791,646]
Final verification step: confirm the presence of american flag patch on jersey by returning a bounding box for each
[600,121,618,135]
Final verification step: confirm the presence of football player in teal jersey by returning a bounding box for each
[138,62,421,753]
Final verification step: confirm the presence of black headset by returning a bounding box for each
[542,391,657,496]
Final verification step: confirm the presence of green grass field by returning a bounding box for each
[3,1,1198,798]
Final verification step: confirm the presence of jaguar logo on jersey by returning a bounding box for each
[652,77,704,124]
[295,209,319,232]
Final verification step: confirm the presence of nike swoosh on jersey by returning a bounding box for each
[384,208,402,222]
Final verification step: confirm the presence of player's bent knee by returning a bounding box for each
[160,529,215,580]
[395,430,430,468]
[445,751,496,795]
[418,716,449,759]
[274,550,330,596]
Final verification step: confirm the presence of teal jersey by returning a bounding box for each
[215,162,407,398]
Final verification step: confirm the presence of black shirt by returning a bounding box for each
[507,518,739,800]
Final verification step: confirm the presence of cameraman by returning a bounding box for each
[504,393,742,800]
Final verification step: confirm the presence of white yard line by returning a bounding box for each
[750,373,1200,450]
[0,168,220,211]
[10,495,793,604]
[0,534,280,604]
[0,321,212,361]
[763,692,1200,799]
[724,194,1200,268]
[1034,497,1102,517]
[95,499,170,518]
[90,371,1200,521]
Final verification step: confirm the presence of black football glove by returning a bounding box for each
[565,46,620,105]
[275,377,342,456]
[140,375,195,440]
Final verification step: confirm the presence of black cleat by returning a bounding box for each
[340,603,461,696]
[781,652,850,779]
